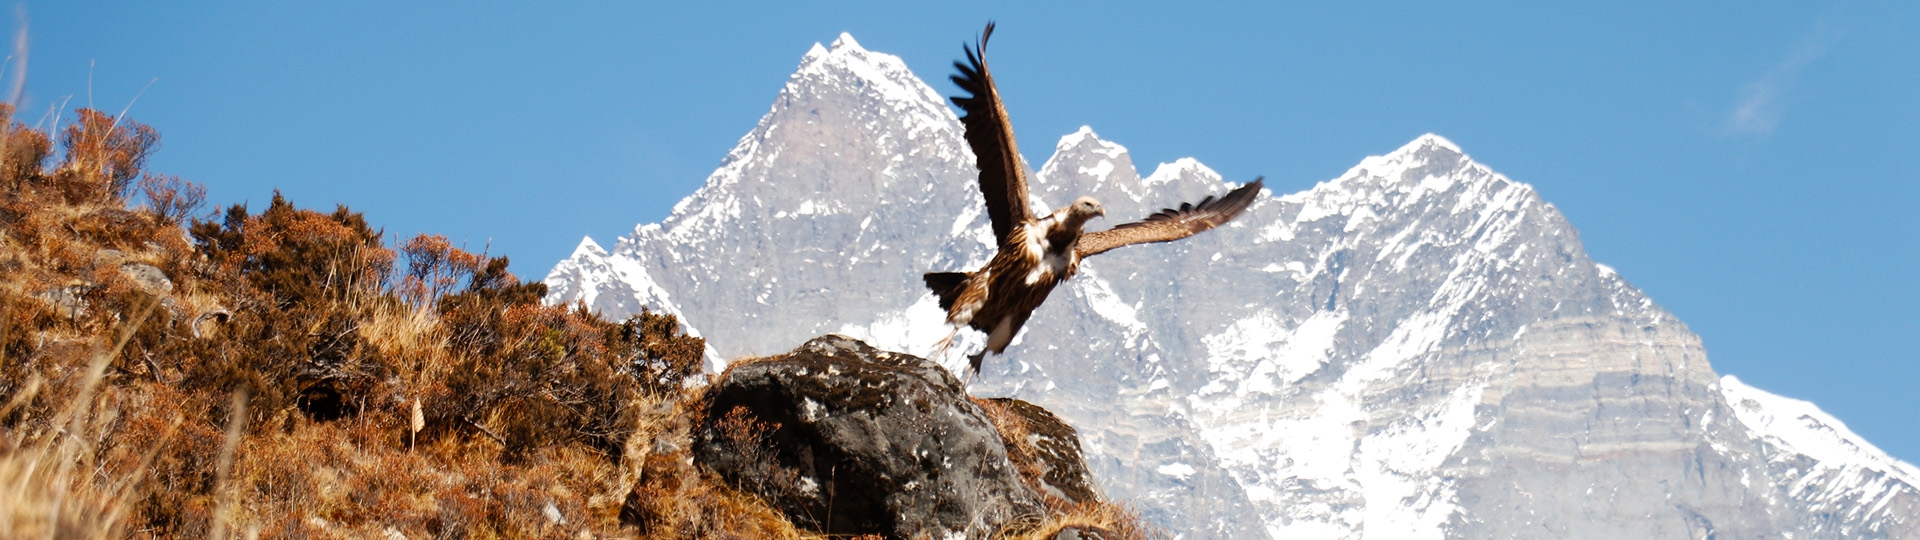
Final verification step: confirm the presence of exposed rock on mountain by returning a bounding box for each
[549,33,1920,538]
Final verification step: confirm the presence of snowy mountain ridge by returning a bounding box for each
[1722,375,1920,485]
[546,34,1920,538]
[1720,375,1920,529]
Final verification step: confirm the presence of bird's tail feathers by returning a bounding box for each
[923,272,970,312]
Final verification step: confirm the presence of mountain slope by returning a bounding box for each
[546,34,1920,538]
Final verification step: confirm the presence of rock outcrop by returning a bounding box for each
[692,335,1046,539]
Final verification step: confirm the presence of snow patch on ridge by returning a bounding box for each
[834,295,947,353]
[1354,382,1484,540]
[1721,375,1920,515]
[837,294,982,376]
[570,235,605,259]
[1041,126,1147,201]
[1723,375,1917,478]
[1075,270,1152,349]
[1197,309,1346,402]
[544,236,727,372]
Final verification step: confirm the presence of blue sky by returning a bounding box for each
[21,3,1918,462]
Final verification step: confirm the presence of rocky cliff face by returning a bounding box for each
[547,34,1920,538]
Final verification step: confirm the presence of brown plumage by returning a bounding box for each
[925,23,1265,375]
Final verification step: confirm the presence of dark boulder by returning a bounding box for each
[692,334,1044,539]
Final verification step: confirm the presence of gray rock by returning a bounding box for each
[91,248,126,267]
[36,286,89,319]
[119,263,173,295]
[692,334,1044,539]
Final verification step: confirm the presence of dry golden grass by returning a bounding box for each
[611,389,818,539]
[0,301,163,540]
[974,396,1164,540]
[973,397,1046,495]
[0,382,135,539]
[0,106,672,538]
[1003,501,1163,540]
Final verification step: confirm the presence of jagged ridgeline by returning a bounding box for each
[550,33,1920,539]
[5,105,1123,538]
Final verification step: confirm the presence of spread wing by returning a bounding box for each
[1074,178,1265,258]
[951,22,1032,246]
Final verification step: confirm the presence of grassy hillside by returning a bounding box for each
[0,106,816,538]
[0,109,1151,539]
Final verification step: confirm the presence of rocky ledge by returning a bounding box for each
[690,335,1108,539]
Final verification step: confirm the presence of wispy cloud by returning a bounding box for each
[1726,20,1842,137]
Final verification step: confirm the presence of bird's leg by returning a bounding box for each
[963,350,986,389]
[933,326,960,361]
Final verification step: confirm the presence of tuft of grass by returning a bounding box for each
[616,391,814,538]
[975,396,1164,540]
[1003,501,1164,540]
[974,397,1047,498]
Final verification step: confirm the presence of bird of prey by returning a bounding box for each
[925,22,1265,375]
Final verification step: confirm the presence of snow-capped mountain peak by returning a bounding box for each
[1405,132,1463,153]
[793,32,954,130]
[1144,157,1223,187]
[1034,126,1152,209]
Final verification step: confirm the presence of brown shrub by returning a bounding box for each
[617,395,808,539]
[0,104,51,191]
[55,108,159,204]
[137,173,206,226]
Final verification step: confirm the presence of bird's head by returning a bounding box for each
[1068,196,1106,221]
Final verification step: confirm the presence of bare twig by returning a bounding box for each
[463,415,507,446]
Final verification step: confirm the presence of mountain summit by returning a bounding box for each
[547,34,1920,538]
